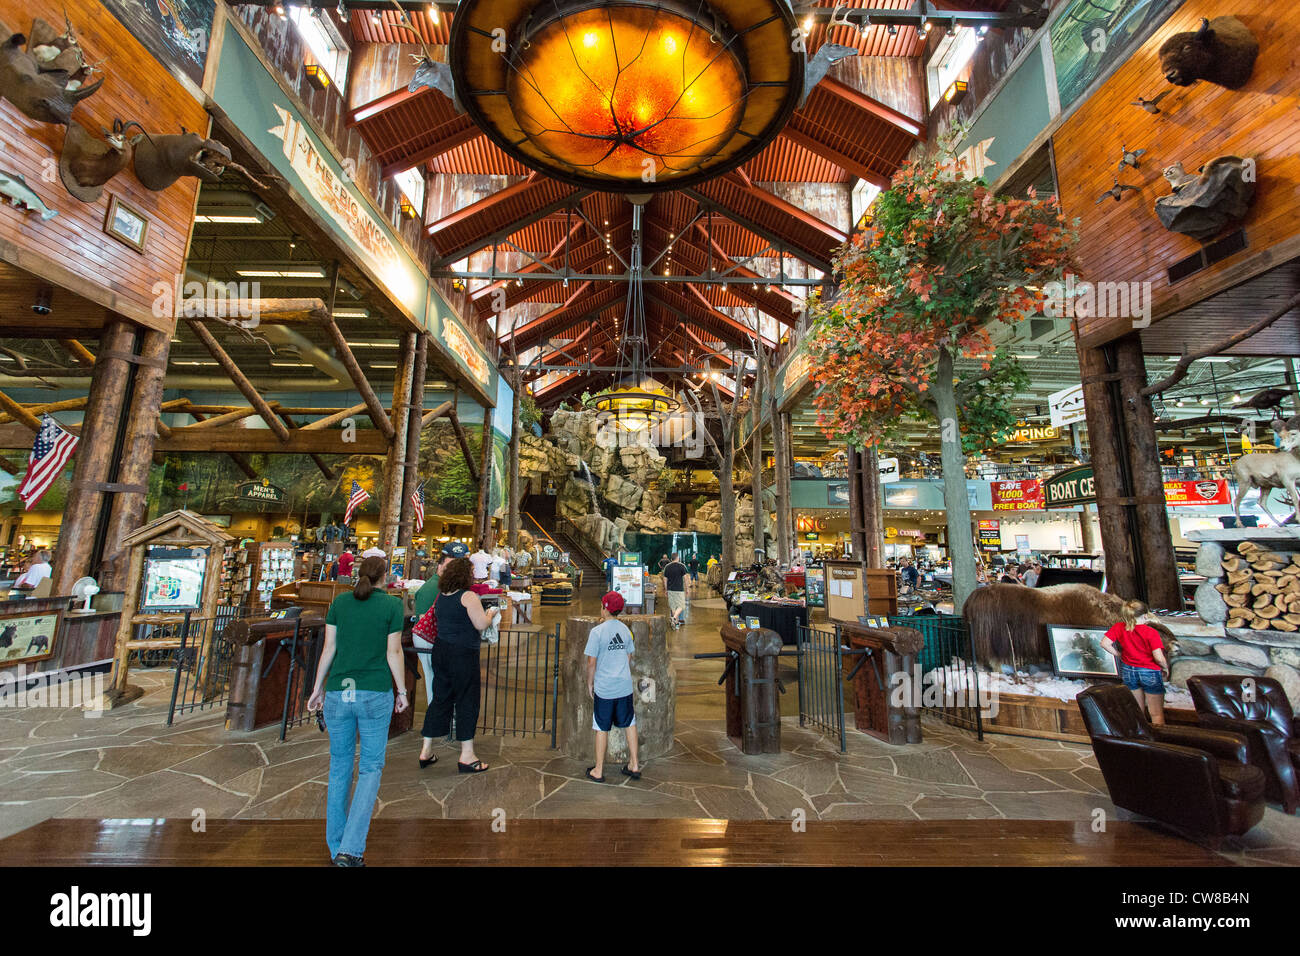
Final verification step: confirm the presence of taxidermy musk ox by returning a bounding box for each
[1158,16,1259,89]
[963,584,1174,672]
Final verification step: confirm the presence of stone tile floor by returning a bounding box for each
[1,666,1298,865]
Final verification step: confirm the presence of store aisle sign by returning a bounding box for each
[977,519,1001,551]
[1164,479,1230,507]
[236,479,285,504]
[269,106,408,302]
[1043,465,1094,508]
[442,316,491,385]
[1049,384,1087,428]
[991,479,1045,511]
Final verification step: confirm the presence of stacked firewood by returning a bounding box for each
[1218,541,1300,632]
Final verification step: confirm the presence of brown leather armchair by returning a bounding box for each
[1187,675,1299,815]
[1076,684,1265,844]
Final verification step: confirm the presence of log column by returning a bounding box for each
[1078,339,1140,600]
[848,446,884,569]
[1115,336,1182,609]
[475,412,494,550]
[53,319,136,596]
[772,405,793,565]
[378,333,416,554]
[1078,509,1096,552]
[100,328,171,590]
[397,334,428,549]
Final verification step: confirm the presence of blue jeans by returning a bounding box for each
[324,688,393,859]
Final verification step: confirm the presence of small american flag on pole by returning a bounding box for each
[344,480,370,525]
[411,483,426,533]
[18,415,79,510]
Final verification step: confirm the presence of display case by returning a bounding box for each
[251,543,295,609]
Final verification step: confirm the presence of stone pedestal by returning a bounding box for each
[560,614,675,763]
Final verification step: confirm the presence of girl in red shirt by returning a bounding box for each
[1100,600,1170,725]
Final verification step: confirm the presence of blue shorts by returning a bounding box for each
[1120,662,1164,695]
[592,693,636,732]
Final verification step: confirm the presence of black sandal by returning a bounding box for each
[419,754,438,769]
[621,764,641,780]
[457,760,489,773]
[585,766,606,783]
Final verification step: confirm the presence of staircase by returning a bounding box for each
[551,524,605,581]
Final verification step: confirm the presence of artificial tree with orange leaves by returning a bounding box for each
[806,143,1076,612]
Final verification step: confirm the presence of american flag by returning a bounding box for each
[411,483,425,533]
[344,480,370,525]
[18,415,78,510]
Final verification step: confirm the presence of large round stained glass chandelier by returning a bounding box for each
[449,0,805,191]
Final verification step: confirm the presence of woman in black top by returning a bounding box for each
[419,556,500,773]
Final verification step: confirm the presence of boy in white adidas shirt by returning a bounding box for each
[584,591,641,783]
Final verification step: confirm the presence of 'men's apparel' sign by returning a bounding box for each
[236,479,285,504]
[991,479,1044,511]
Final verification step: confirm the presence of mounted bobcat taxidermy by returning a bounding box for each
[1155,155,1257,241]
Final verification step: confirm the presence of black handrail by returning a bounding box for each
[553,514,609,568]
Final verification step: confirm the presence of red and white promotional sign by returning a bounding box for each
[991,479,1046,511]
[1163,479,1230,507]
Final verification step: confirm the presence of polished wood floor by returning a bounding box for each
[0,818,1231,866]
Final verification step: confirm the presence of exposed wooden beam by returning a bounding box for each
[57,339,96,368]
[181,298,330,325]
[818,76,926,141]
[156,427,389,455]
[184,320,292,443]
[446,406,480,483]
[422,399,453,426]
[382,123,480,179]
[276,410,336,480]
[298,402,368,431]
[321,317,397,441]
[176,404,275,430]
[0,390,42,431]
[778,126,890,188]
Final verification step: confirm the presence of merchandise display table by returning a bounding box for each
[737,600,808,646]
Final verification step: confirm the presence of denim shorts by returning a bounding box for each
[1120,661,1164,695]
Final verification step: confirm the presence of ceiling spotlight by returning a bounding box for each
[273,2,286,18]
[336,0,348,22]
[948,19,958,36]
[978,25,989,36]
[921,19,932,34]
[370,11,381,25]
[887,23,897,36]
[428,3,440,24]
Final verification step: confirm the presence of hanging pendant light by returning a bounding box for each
[448,0,804,191]
[586,201,679,430]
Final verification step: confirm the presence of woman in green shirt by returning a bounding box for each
[308,555,408,867]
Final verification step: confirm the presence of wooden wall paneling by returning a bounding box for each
[0,0,207,334]
[830,56,925,123]
[234,6,436,263]
[1052,0,1300,350]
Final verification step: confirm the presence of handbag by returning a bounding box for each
[481,620,499,645]
[412,605,437,643]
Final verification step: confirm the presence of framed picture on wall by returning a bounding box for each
[0,608,61,667]
[1047,625,1120,679]
[103,195,149,253]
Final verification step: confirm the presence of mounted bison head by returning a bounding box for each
[1158,16,1259,89]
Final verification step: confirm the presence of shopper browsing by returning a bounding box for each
[584,591,640,783]
[13,550,51,590]
[662,552,689,629]
[420,552,501,773]
[1100,600,1170,725]
[411,541,459,722]
[307,555,408,867]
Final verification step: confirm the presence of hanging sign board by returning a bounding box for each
[1164,479,1230,507]
[978,519,1002,552]
[236,479,285,505]
[1049,383,1087,428]
[1043,465,1095,508]
[991,479,1045,511]
[878,457,900,484]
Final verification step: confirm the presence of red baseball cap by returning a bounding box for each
[601,591,625,613]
